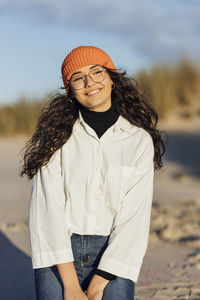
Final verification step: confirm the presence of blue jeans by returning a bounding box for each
[34,233,135,300]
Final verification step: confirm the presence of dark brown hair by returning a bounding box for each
[21,68,166,179]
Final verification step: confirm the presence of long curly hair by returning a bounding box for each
[21,68,166,179]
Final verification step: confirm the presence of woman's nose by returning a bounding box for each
[84,75,95,87]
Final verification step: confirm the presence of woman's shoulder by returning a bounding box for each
[120,115,153,143]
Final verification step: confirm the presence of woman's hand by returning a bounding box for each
[57,262,88,299]
[86,274,109,300]
[64,286,88,300]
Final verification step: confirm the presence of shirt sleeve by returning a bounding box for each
[97,133,154,283]
[29,149,74,268]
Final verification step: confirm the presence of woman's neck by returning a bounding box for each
[79,101,119,138]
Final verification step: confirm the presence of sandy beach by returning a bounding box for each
[0,116,200,299]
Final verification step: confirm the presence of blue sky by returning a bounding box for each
[0,0,200,105]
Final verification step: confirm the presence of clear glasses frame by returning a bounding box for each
[69,67,107,90]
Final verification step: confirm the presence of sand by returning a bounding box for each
[0,116,200,299]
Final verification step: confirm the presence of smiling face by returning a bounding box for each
[69,65,113,112]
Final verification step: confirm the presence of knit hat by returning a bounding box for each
[61,46,116,89]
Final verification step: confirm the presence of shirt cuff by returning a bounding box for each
[32,248,74,268]
[98,255,140,283]
[94,269,116,280]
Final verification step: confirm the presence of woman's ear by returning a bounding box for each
[111,82,115,90]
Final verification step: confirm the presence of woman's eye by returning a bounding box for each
[94,70,103,74]
[91,70,103,76]
[72,77,83,82]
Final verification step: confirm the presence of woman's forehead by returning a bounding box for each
[72,64,102,76]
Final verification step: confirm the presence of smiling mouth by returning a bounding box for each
[86,88,101,96]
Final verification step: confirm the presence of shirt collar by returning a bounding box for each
[76,110,133,134]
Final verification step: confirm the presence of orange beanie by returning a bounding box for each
[61,46,116,89]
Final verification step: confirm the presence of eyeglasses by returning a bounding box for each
[70,67,106,90]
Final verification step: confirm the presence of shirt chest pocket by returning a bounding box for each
[108,165,135,181]
[106,165,135,214]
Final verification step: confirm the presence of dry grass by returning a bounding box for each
[0,59,200,136]
[136,59,200,118]
[0,98,46,136]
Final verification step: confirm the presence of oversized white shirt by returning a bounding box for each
[29,111,154,283]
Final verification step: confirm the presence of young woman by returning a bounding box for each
[21,46,165,300]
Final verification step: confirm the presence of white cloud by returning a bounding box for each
[1,0,200,64]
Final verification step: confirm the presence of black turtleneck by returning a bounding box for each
[79,102,119,138]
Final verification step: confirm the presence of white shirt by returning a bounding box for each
[29,111,154,283]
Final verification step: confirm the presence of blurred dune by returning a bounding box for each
[164,131,200,177]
